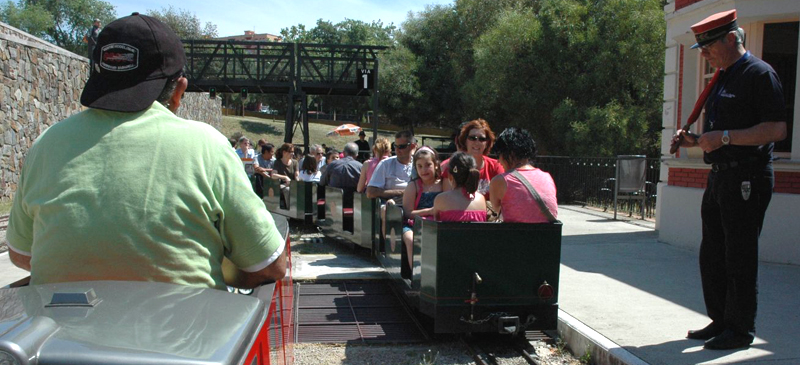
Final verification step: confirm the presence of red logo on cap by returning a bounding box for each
[99,43,139,72]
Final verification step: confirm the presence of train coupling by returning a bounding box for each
[497,315,521,335]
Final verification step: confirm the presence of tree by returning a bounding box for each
[146,6,217,40]
[377,0,665,155]
[0,1,52,39]
[1,0,115,55]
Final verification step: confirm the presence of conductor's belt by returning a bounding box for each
[711,159,764,172]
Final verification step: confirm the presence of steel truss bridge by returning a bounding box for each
[183,39,387,149]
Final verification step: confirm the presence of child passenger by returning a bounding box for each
[432,152,487,222]
[299,154,321,182]
[399,147,443,268]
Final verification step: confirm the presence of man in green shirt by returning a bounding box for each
[7,13,285,290]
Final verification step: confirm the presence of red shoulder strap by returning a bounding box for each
[414,179,423,208]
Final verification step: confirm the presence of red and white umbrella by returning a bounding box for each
[326,124,362,137]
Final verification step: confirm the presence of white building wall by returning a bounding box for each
[660,0,800,265]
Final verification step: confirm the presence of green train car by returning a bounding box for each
[381,204,562,335]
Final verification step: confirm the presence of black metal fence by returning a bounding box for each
[533,156,661,219]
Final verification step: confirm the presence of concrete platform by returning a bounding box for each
[0,252,29,287]
[293,253,387,281]
[557,206,800,365]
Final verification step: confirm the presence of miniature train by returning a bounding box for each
[0,214,295,365]
[265,180,562,335]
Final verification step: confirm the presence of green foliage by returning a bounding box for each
[1,0,115,55]
[280,18,396,46]
[383,0,665,157]
[146,6,218,39]
[0,1,52,38]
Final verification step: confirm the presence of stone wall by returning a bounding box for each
[0,22,88,201]
[177,93,222,130]
[0,22,222,201]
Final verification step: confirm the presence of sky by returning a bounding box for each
[109,0,454,38]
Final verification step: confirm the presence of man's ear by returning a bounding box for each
[168,77,188,113]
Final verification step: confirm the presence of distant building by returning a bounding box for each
[216,30,282,42]
[659,0,800,264]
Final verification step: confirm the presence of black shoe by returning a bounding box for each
[703,329,754,350]
[687,322,723,340]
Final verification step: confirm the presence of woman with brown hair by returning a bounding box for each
[271,143,298,209]
[356,137,392,193]
[441,119,504,199]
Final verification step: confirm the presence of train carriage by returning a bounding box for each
[380,204,562,335]
[263,179,316,222]
[319,187,379,250]
[0,214,295,365]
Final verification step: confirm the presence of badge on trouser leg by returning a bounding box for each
[741,181,751,201]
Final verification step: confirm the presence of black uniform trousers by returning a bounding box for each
[700,165,772,335]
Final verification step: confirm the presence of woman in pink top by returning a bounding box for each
[356,137,391,193]
[433,152,487,222]
[489,127,557,223]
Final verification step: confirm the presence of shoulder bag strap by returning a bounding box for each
[511,170,557,223]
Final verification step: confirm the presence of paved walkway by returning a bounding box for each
[557,206,800,365]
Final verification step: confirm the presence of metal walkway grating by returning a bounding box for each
[295,281,428,343]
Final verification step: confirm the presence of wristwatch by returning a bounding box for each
[721,130,730,145]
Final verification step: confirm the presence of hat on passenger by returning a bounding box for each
[81,12,186,112]
[690,9,738,49]
[359,130,366,137]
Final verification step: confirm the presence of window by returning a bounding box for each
[762,21,798,154]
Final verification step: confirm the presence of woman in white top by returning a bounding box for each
[299,153,321,182]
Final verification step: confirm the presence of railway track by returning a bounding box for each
[462,335,546,365]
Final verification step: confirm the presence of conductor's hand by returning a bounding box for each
[697,130,724,153]
[672,129,698,148]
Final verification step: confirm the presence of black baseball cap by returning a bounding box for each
[81,12,186,112]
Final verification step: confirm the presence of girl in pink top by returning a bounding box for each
[357,137,392,193]
[489,127,557,223]
[433,152,487,222]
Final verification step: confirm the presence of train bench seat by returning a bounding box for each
[263,179,316,222]
[321,187,378,250]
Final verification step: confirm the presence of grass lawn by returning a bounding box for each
[220,115,396,151]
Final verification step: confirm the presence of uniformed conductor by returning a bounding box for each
[673,9,787,350]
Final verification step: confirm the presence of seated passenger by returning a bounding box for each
[256,143,276,174]
[432,152,487,222]
[489,127,557,223]
[367,131,416,237]
[399,146,442,268]
[320,149,340,175]
[320,142,363,194]
[271,143,299,208]
[299,154,321,182]
[7,13,285,290]
[440,119,504,200]
[236,136,258,160]
[356,137,391,193]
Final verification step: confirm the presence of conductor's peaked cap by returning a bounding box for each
[690,9,738,49]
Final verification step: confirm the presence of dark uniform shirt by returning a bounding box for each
[354,139,370,161]
[703,52,786,165]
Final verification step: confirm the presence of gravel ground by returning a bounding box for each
[292,340,582,365]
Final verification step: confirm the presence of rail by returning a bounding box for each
[533,156,661,219]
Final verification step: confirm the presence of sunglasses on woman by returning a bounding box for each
[467,135,488,142]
